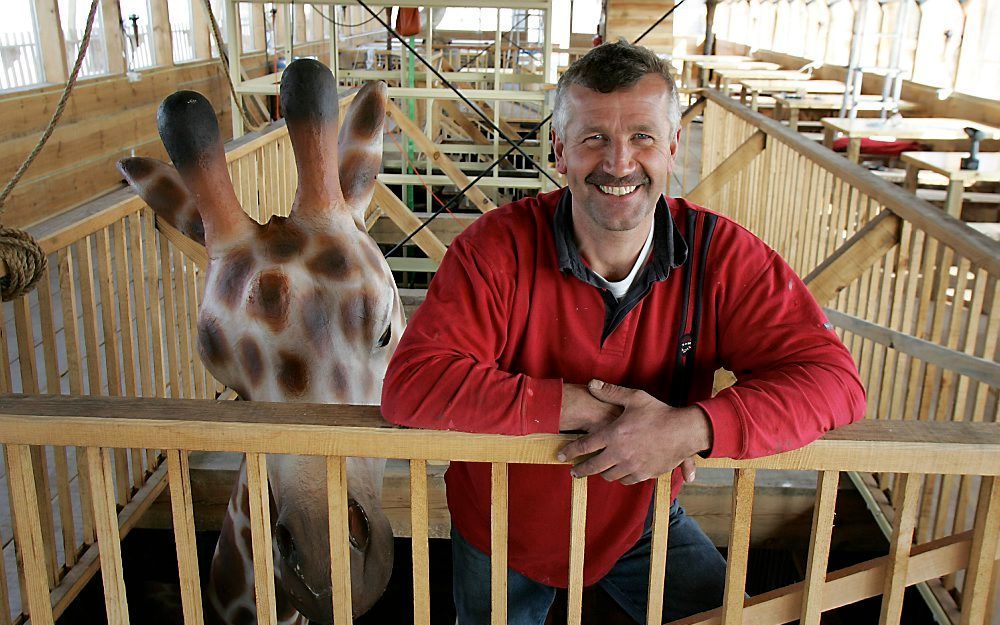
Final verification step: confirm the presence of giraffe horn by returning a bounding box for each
[157,90,251,253]
[280,58,344,219]
[338,81,387,218]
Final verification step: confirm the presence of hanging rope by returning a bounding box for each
[201,0,264,131]
[0,0,106,300]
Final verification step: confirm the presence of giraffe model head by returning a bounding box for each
[118,59,401,623]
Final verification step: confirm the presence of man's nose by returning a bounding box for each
[603,140,638,178]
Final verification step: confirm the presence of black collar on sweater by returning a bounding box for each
[553,188,689,342]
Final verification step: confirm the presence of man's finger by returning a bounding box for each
[569,450,617,478]
[557,430,608,463]
[599,465,632,483]
[681,457,697,482]
[586,379,638,407]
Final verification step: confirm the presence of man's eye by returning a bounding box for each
[585,134,606,143]
[634,133,653,141]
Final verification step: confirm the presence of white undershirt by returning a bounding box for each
[591,222,656,300]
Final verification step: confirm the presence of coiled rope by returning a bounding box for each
[0,0,102,301]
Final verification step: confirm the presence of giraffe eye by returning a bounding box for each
[376,324,392,348]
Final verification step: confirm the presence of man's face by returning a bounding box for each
[553,74,680,234]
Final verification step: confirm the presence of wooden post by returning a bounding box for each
[150,0,173,66]
[101,0,127,74]
[704,0,718,55]
[33,0,68,83]
[192,0,211,58]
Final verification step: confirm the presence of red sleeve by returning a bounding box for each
[694,239,866,460]
[380,236,564,435]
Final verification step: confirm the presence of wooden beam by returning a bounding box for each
[149,0,174,67]
[823,308,1000,388]
[804,210,903,304]
[688,130,766,205]
[439,100,490,145]
[371,181,448,265]
[101,0,127,75]
[681,96,707,129]
[33,0,68,84]
[385,99,497,213]
[672,531,992,625]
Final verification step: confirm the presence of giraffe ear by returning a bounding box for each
[118,157,206,246]
[157,90,252,252]
[338,81,386,218]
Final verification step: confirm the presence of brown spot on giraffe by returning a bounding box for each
[217,247,256,309]
[329,363,350,400]
[300,289,331,350]
[237,337,264,388]
[248,270,291,332]
[277,351,309,397]
[340,288,380,342]
[307,235,361,282]
[197,315,229,366]
[259,217,305,262]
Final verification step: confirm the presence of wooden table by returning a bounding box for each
[666,54,752,89]
[820,117,1000,163]
[774,94,917,130]
[713,68,808,92]
[901,151,1000,217]
[692,60,780,87]
[738,79,846,111]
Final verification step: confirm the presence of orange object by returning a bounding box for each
[395,8,421,36]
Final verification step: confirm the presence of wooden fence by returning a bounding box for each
[690,88,1000,621]
[0,396,998,625]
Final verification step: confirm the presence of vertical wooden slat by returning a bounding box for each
[184,258,206,399]
[75,238,104,396]
[128,209,154,398]
[878,472,922,625]
[567,476,587,625]
[12,294,38,394]
[166,450,204,625]
[245,453,277,625]
[645,474,672,625]
[0,491,11,624]
[95,228,123,398]
[142,211,167,398]
[490,462,508,625]
[959,476,1000,625]
[85,447,130,625]
[409,459,430,625]
[721,468,755,624]
[158,235,182,398]
[171,248,195,399]
[800,470,839,625]
[327,456,353,625]
[5,445,55,625]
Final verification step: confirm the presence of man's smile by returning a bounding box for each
[596,184,641,196]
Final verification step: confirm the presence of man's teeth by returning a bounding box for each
[598,185,638,196]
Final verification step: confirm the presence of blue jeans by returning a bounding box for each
[451,500,727,624]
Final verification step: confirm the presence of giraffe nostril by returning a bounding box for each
[274,521,299,567]
[348,499,370,552]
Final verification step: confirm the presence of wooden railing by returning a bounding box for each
[0,395,998,625]
[691,88,1000,620]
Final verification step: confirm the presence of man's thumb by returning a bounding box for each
[587,379,629,405]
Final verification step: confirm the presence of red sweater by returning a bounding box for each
[381,189,865,587]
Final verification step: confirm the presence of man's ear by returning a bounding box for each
[552,129,568,175]
[670,127,681,159]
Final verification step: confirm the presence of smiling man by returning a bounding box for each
[382,41,865,624]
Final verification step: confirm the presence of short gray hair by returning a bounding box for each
[552,39,680,137]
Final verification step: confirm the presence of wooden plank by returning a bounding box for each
[326,456,352,625]
[567,476,587,625]
[5,444,55,625]
[85,447,129,625]
[688,130,766,205]
[409,459,430,625]
[385,99,497,213]
[800,470,839,625]
[126,214,153,398]
[140,210,167,398]
[371,182,448,265]
[646,474,671,625]
[166,450,204,625]
[960,476,1000,625]
[878,472,921,625]
[721,468,755,624]
[31,0,67,85]
[245,452,277,625]
[491,462,507,625]
[822,308,999,388]
[673,531,988,625]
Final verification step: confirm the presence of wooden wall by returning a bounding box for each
[0,44,335,230]
[604,0,673,51]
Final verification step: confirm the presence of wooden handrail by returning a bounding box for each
[0,395,997,476]
[702,89,999,273]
